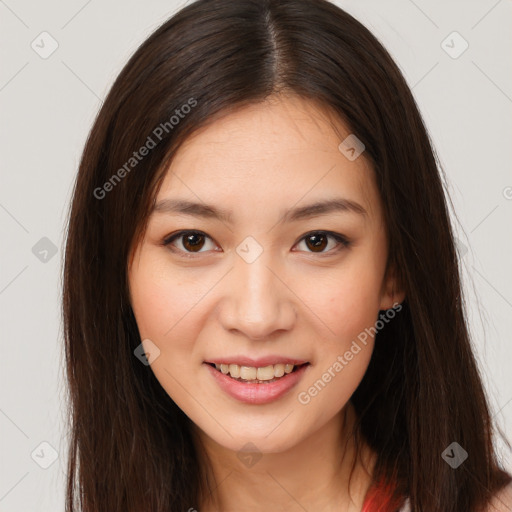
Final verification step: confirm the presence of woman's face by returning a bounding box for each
[128,95,401,454]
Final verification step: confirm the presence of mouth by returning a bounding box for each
[205,362,310,384]
[204,360,311,404]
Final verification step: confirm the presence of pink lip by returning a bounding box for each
[204,356,308,367]
[204,362,310,405]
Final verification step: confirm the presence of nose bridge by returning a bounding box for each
[221,242,295,339]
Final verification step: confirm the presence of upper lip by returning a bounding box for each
[204,356,309,367]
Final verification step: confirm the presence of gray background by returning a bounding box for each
[1,0,511,510]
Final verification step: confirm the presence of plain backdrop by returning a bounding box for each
[0,0,511,510]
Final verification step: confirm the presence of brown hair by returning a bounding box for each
[62,0,511,510]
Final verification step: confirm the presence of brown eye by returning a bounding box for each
[295,231,350,254]
[305,233,328,252]
[163,230,216,254]
[181,232,206,252]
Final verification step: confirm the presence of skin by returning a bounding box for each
[128,94,405,511]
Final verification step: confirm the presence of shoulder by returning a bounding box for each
[485,482,512,512]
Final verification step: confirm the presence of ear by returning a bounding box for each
[379,263,405,310]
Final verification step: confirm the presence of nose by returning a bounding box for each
[218,253,296,341]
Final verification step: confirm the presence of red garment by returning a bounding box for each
[361,479,406,512]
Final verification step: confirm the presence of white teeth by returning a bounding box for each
[229,364,240,378]
[256,365,275,381]
[240,366,257,380]
[212,362,301,380]
[274,364,285,378]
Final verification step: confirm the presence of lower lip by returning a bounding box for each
[204,363,310,405]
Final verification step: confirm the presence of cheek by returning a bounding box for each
[130,274,176,340]
[309,258,385,347]
[296,249,385,410]
[128,247,209,421]
[129,261,208,398]
[296,273,379,420]
[129,253,208,341]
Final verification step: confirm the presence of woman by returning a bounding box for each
[62,0,512,510]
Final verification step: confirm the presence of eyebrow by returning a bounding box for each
[151,197,367,223]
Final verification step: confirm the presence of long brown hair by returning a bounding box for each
[62,0,511,510]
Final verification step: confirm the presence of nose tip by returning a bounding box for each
[226,301,296,341]
[219,258,296,340]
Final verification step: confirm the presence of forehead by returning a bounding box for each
[156,95,381,221]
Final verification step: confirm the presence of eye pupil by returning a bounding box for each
[183,233,205,252]
[306,233,328,252]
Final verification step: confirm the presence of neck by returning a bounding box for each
[192,402,376,512]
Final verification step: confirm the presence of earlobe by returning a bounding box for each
[379,265,406,310]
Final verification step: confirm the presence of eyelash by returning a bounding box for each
[161,230,351,258]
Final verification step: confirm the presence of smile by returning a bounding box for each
[208,362,306,383]
[204,361,311,404]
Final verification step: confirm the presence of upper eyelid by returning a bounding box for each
[164,230,215,245]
